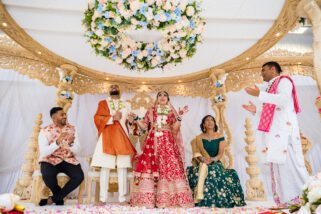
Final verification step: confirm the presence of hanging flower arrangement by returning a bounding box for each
[83,0,205,71]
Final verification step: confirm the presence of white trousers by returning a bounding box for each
[269,143,309,204]
[100,167,128,203]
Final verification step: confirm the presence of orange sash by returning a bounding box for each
[94,100,136,156]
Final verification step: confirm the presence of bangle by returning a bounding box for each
[134,116,139,121]
[177,116,182,121]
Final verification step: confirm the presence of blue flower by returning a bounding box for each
[139,3,148,14]
[139,21,147,28]
[97,4,104,13]
[105,37,112,43]
[147,48,153,55]
[174,8,181,17]
[98,22,104,30]
[132,50,138,57]
[65,76,72,82]
[189,35,196,43]
[104,11,110,18]
[154,14,161,21]
[190,20,196,29]
[109,45,116,53]
[175,16,182,23]
[164,12,171,21]
[156,49,162,56]
[64,92,71,99]
[153,42,158,48]
[215,80,223,88]
[131,60,136,66]
[87,31,94,37]
[112,54,117,60]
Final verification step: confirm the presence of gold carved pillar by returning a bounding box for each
[56,64,77,112]
[209,69,234,168]
[300,132,313,175]
[13,114,43,200]
[244,118,266,201]
[297,0,321,94]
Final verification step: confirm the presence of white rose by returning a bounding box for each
[115,16,122,24]
[142,50,148,57]
[186,6,195,16]
[151,59,158,66]
[95,29,104,36]
[160,13,167,22]
[163,1,171,10]
[315,205,321,214]
[131,18,139,26]
[179,0,187,11]
[146,0,155,5]
[307,189,321,203]
[180,50,187,57]
[122,49,131,58]
[137,52,144,60]
[153,20,160,26]
[116,58,123,64]
[123,11,131,19]
[130,1,140,12]
[126,58,132,63]
[109,11,115,18]
[145,9,154,21]
[181,16,189,27]
[156,0,162,6]
[298,203,311,214]
[91,22,96,30]
[137,63,144,68]
[168,25,176,32]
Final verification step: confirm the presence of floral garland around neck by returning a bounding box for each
[109,99,125,113]
[155,105,171,137]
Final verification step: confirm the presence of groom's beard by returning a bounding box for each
[110,90,120,96]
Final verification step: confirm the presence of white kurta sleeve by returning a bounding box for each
[69,131,81,155]
[258,78,293,108]
[38,130,59,159]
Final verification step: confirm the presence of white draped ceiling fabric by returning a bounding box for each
[1,69,321,199]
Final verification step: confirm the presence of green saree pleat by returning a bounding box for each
[187,138,246,208]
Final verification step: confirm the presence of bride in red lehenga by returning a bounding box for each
[128,91,194,208]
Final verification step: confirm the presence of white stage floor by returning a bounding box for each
[19,200,290,214]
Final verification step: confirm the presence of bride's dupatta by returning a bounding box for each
[169,103,186,168]
[134,103,186,183]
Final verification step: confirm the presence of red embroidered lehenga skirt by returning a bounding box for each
[130,128,194,208]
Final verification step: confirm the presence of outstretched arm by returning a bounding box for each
[258,79,293,107]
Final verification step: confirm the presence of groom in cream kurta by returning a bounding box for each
[91,85,136,203]
[243,61,308,206]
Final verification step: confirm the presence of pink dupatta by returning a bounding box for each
[258,75,301,132]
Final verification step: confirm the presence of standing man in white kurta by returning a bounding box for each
[242,61,308,207]
[91,85,136,204]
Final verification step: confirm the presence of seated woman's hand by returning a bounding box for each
[204,158,212,165]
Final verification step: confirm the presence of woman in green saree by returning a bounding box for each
[186,115,246,208]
